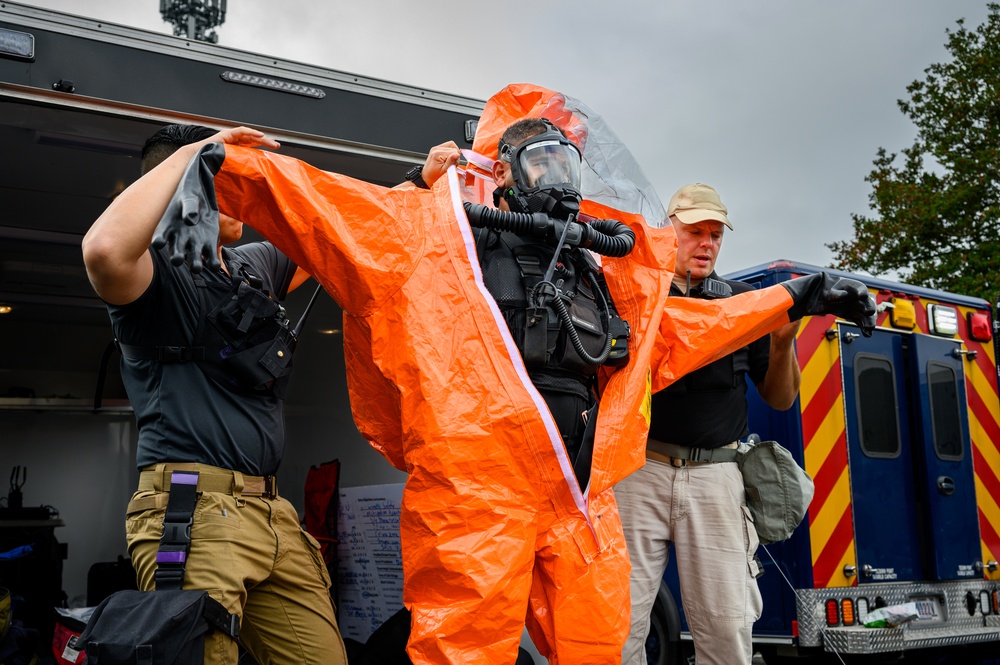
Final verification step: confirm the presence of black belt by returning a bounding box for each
[646,439,740,467]
[139,463,278,499]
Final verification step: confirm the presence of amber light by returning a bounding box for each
[840,598,856,626]
[889,298,916,330]
[825,599,840,626]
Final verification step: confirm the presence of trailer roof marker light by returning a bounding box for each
[0,27,34,61]
[221,71,325,99]
[0,304,12,315]
[824,599,840,626]
[927,303,959,337]
[968,311,991,342]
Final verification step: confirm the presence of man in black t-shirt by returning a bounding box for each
[617,183,801,665]
[82,125,347,665]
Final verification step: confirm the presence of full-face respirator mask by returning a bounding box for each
[497,120,584,221]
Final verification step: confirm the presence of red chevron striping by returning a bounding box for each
[968,387,1000,451]
[979,505,1000,559]
[912,298,930,332]
[969,346,1000,404]
[794,314,834,364]
[802,364,842,445]
[809,430,847,515]
[812,506,854,587]
[973,444,1000,521]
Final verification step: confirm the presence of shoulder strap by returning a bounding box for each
[292,282,324,337]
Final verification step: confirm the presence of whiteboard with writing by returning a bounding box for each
[335,482,405,643]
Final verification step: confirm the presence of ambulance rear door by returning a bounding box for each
[840,324,923,583]
[839,323,982,585]
[908,331,981,580]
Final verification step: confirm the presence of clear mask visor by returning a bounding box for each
[517,140,582,190]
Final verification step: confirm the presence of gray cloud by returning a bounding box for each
[21,0,992,275]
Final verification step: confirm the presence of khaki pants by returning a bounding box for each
[126,464,347,665]
[616,457,762,665]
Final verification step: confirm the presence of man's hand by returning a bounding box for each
[151,143,226,273]
[759,318,802,410]
[782,272,877,336]
[421,141,461,188]
[151,127,279,273]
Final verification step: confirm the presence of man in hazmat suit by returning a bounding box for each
[151,84,875,665]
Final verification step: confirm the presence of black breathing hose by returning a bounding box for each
[547,268,614,366]
[463,202,635,257]
[584,218,635,258]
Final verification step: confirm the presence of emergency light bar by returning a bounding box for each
[0,27,34,61]
[927,304,959,337]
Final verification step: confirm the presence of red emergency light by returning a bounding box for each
[968,311,992,342]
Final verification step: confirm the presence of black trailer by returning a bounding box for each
[0,0,481,335]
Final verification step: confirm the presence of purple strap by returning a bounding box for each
[170,471,199,486]
[156,551,187,564]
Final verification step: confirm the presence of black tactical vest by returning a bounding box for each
[117,249,296,398]
[475,228,614,398]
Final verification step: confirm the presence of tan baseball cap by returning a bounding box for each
[666,183,733,230]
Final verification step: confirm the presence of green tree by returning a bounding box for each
[829,3,1000,306]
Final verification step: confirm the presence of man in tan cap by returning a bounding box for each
[617,183,802,665]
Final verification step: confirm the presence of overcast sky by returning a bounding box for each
[19,0,994,275]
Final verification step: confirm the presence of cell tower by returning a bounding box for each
[160,0,227,43]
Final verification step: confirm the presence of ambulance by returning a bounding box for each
[648,260,1000,664]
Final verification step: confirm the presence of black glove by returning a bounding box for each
[151,142,226,274]
[782,272,877,337]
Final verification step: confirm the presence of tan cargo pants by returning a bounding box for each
[616,455,763,665]
[126,463,348,665]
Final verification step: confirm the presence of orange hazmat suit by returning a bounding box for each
[200,84,795,664]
